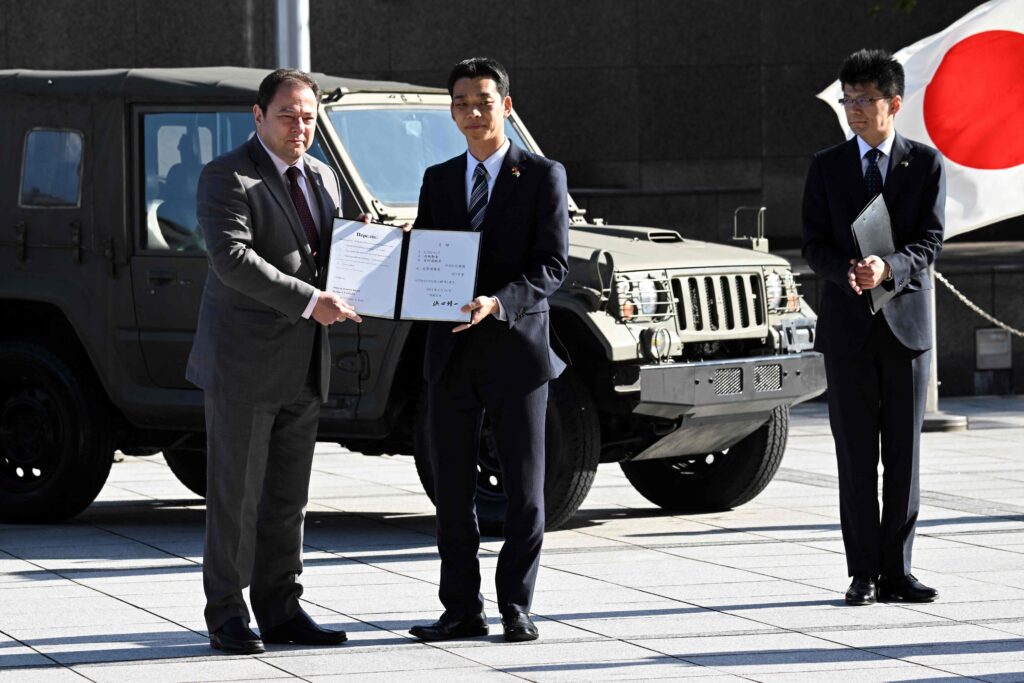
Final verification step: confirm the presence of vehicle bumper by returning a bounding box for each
[635,352,826,420]
[629,352,826,460]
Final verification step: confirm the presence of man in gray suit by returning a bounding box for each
[187,69,359,654]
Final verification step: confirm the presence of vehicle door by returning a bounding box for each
[0,101,106,351]
[128,107,254,389]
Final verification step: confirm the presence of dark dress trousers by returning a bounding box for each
[186,136,341,632]
[414,142,569,617]
[802,132,945,578]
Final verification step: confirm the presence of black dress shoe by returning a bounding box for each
[845,576,877,606]
[210,616,265,654]
[878,574,938,603]
[501,610,539,642]
[261,608,347,645]
[409,612,489,641]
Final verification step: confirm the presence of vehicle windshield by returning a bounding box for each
[327,107,528,206]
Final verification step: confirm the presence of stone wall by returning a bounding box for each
[3,0,1019,394]
[5,0,1018,247]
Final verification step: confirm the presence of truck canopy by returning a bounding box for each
[0,67,446,100]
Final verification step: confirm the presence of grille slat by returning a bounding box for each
[688,278,703,330]
[672,278,687,331]
[704,277,719,331]
[718,276,734,330]
[750,274,766,326]
[735,275,750,327]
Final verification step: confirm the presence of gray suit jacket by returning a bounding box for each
[186,136,341,404]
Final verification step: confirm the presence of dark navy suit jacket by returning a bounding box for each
[802,132,945,356]
[414,142,570,389]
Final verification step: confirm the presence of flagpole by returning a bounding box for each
[923,265,968,432]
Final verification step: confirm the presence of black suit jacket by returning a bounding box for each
[187,136,341,403]
[802,132,945,356]
[414,142,570,389]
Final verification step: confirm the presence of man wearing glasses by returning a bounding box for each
[801,49,945,606]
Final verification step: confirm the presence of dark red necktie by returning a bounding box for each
[285,166,321,256]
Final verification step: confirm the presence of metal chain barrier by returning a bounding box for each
[935,270,1024,338]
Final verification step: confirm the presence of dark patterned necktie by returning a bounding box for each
[285,166,321,256]
[864,148,883,198]
[468,162,489,231]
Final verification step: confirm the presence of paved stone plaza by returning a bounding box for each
[2,396,1023,682]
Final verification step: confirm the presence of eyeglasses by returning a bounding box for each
[838,96,889,108]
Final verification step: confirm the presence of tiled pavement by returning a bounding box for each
[2,396,1023,682]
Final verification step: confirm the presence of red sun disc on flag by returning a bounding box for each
[924,30,1024,170]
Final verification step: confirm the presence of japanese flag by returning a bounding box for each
[817,0,1024,239]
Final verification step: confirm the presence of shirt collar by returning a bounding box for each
[857,132,895,159]
[466,138,510,179]
[257,134,307,177]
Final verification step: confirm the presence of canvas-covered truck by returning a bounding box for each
[0,68,825,530]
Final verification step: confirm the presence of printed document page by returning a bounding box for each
[400,230,480,322]
[326,219,404,318]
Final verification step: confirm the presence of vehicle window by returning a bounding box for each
[141,112,255,252]
[141,112,332,252]
[327,108,528,206]
[19,129,84,208]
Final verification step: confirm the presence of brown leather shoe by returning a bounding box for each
[844,576,877,606]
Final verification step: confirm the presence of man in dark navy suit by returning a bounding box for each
[408,57,569,643]
[802,49,945,606]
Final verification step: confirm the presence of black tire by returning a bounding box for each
[0,342,113,523]
[620,405,789,511]
[413,368,601,534]
[163,448,207,498]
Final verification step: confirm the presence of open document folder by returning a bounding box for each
[325,219,481,323]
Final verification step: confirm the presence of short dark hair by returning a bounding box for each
[446,57,510,99]
[839,49,904,99]
[256,68,322,113]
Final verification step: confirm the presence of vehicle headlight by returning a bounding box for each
[615,275,636,321]
[614,274,670,321]
[639,327,674,362]
[637,279,659,316]
[765,272,784,309]
[764,270,800,313]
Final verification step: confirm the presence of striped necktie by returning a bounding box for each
[864,148,883,199]
[468,162,489,231]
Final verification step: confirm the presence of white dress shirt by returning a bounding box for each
[256,135,321,319]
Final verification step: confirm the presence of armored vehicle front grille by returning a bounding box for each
[671,272,766,339]
[711,367,743,395]
[755,364,783,392]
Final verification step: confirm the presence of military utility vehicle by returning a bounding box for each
[0,68,825,530]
